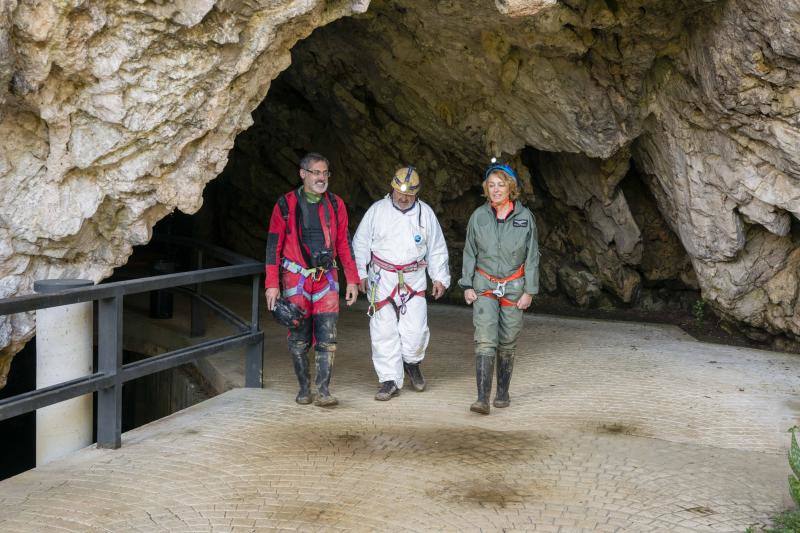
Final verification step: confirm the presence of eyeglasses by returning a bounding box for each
[302,168,332,178]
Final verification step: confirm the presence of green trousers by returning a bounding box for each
[472,280,524,355]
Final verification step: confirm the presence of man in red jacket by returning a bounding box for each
[265,153,359,407]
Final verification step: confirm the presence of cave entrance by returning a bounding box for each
[6,0,798,486]
[144,0,706,322]
[131,0,774,345]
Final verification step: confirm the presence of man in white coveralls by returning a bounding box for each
[354,166,451,401]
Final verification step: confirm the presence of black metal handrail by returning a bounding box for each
[0,238,265,450]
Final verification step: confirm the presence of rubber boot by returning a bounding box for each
[290,350,313,405]
[314,350,338,407]
[470,352,495,415]
[403,362,426,392]
[493,349,515,408]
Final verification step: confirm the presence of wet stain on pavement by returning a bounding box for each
[684,505,715,516]
[596,422,641,436]
[785,399,800,413]
[271,424,550,467]
[333,432,360,443]
[428,475,546,509]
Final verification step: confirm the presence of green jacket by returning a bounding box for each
[459,202,540,295]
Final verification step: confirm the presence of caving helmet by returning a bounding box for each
[483,157,519,185]
[391,166,421,194]
[272,298,306,329]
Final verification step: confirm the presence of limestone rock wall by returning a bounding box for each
[633,0,800,342]
[216,0,799,347]
[2,0,800,387]
[0,0,369,386]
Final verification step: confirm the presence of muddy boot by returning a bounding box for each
[403,362,426,392]
[493,349,515,408]
[470,352,495,415]
[290,351,313,405]
[314,350,338,407]
[375,380,400,401]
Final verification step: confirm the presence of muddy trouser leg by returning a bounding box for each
[287,314,313,404]
[313,312,339,406]
[471,295,499,414]
[495,297,523,408]
[283,270,315,404]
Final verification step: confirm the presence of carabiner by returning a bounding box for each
[492,281,507,297]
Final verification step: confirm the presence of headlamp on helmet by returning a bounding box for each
[391,166,421,194]
[483,157,519,185]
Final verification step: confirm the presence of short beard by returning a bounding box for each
[391,196,416,213]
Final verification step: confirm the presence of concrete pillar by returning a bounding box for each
[34,279,94,466]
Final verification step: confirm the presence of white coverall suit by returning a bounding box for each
[353,196,450,388]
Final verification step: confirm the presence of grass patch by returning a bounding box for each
[751,509,800,532]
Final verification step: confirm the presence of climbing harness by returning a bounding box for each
[366,253,427,318]
[476,264,525,307]
[281,258,339,302]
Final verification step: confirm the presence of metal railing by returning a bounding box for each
[0,238,265,449]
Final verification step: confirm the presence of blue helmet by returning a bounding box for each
[483,158,519,185]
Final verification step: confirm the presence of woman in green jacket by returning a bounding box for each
[458,160,539,414]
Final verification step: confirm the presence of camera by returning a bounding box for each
[312,249,335,270]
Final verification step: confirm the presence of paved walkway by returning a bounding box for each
[0,297,798,531]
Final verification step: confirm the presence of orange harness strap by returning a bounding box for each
[476,264,525,307]
[480,291,517,307]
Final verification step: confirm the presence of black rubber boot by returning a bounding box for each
[314,350,338,407]
[375,380,400,401]
[403,362,426,392]
[290,350,313,405]
[470,352,495,415]
[493,349,515,408]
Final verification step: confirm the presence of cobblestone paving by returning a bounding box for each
[0,303,798,532]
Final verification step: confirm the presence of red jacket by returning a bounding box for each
[265,188,359,289]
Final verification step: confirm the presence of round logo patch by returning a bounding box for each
[414,234,422,243]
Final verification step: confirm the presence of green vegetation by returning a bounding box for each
[692,299,706,323]
[750,428,800,532]
[763,509,800,532]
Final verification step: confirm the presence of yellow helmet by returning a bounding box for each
[391,166,421,194]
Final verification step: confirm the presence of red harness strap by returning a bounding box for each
[373,284,426,314]
[476,264,525,307]
[370,253,426,273]
[368,253,427,318]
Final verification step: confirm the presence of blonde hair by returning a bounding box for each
[482,170,520,200]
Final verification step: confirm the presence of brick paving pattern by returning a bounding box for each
[0,302,797,531]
